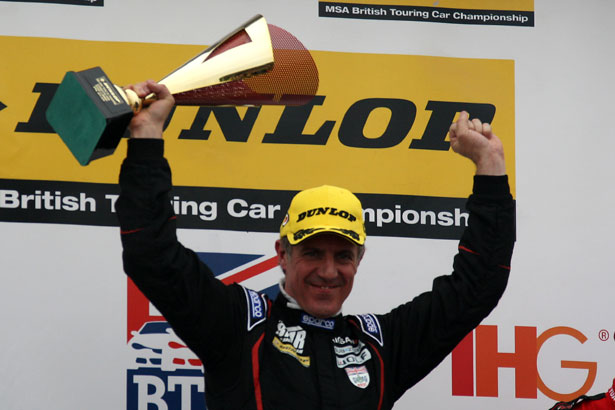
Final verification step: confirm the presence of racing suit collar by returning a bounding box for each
[279,278,302,310]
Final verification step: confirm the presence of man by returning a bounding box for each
[549,378,615,410]
[117,80,515,409]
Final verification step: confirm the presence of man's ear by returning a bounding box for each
[356,245,365,267]
[275,239,287,274]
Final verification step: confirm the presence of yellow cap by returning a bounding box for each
[280,185,366,245]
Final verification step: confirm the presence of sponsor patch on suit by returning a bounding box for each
[345,365,370,389]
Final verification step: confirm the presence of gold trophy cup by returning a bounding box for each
[45,15,318,166]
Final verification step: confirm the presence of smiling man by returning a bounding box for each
[276,184,365,319]
[117,81,515,410]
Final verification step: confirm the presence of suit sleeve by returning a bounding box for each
[116,138,246,373]
[382,175,515,400]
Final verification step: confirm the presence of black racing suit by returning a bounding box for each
[116,139,515,410]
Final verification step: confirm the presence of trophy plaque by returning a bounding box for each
[46,15,319,166]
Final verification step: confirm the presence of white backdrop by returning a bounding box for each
[1,1,614,409]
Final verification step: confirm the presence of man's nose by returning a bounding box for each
[318,254,337,280]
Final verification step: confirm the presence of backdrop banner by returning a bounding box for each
[2,3,614,410]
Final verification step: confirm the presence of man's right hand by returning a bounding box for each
[125,80,175,140]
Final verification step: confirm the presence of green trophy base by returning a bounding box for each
[46,67,133,166]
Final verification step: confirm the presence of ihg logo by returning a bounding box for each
[451,325,598,402]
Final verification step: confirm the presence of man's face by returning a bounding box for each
[275,233,362,318]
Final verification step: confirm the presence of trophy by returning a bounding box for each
[45,15,319,166]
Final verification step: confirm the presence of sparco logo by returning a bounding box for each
[249,290,264,318]
[301,313,335,330]
[362,315,377,332]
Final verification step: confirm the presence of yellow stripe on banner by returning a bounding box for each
[0,35,204,184]
[328,0,534,12]
[0,36,515,199]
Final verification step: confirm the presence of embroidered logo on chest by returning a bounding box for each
[273,321,310,367]
[345,365,370,389]
[333,339,372,368]
[332,337,372,388]
[301,313,335,330]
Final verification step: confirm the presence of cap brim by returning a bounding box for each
[286,226,364,246]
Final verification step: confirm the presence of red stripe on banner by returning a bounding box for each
[126,277,164,342]
[252,333,265,410]
[222,256,279,285]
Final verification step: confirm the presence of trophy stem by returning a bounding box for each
[114,85,143,113]
[142,92,157,108]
